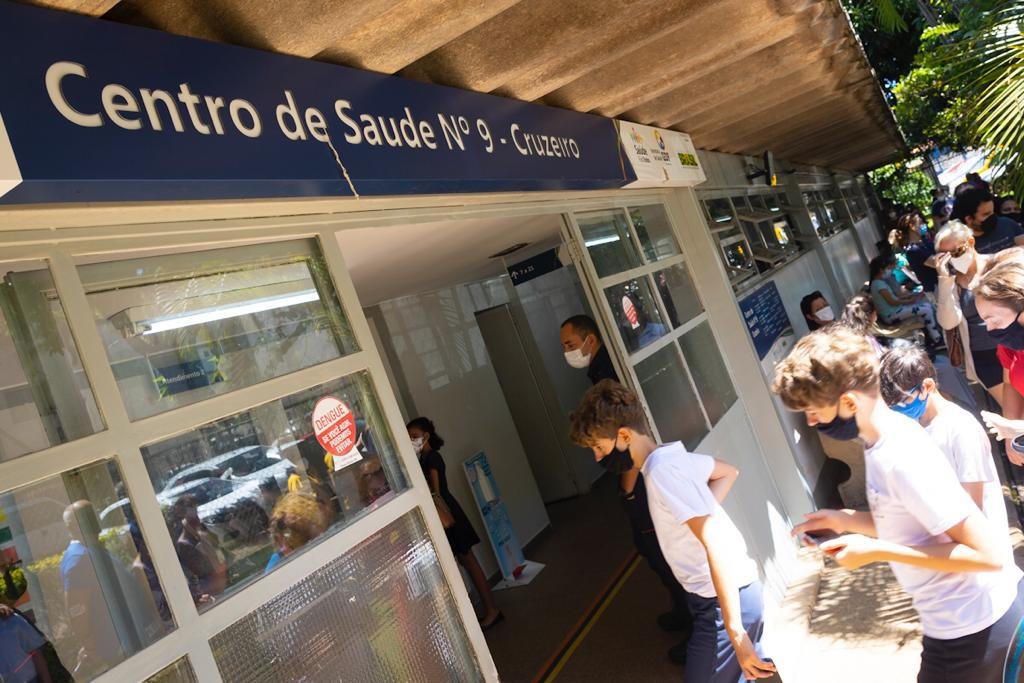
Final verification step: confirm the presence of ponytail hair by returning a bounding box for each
[406,416,445,450]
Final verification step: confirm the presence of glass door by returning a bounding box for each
[562,202,738,449]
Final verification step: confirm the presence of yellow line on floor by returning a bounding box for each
[542,555,643,682]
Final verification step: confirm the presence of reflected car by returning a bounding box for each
[162,446,294,493]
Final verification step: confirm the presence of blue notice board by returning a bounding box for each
[739,281,793,360]
[463,452,525,581]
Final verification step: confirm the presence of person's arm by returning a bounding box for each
[1000,367,1024,466]
[961,482,985,510]
[707,459,739,504]
[934,262,963,330]
[33,649,53,683]
[1014,234,1024,246]
[792,508,877,539]
[821,511,1003,572]
[687,514,776,680]
[427,469,441,496]
[877,286,904,307]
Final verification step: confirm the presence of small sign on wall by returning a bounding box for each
[313,396,362,471]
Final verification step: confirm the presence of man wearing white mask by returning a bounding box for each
[934,220,1004,404]
[559,314,695,665]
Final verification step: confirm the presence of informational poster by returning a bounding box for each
[313,396,363,471]
[617,120,706,188]
[738,281,795,375]
[463,452,544,589]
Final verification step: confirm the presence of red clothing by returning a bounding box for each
[997,345,1024,395]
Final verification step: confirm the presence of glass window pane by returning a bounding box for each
[654,264,703,328]
[603,278,668,354]
[679,322,737,425]
[729,196,750,213]
[765,194,782,213]
[577,210,643,278]
[210,511,482,682]
[717,228,755,273]
[0,260,104,463]
[704,198,735,225]
[629,205,680,262]
[634,345,707,448]
[0,460,173,681]
[140,371,408,610]
[145,658,198,683]
[79,239,358,421]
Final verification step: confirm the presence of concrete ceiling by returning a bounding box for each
[26,0,905,172]
[338,214,564,305]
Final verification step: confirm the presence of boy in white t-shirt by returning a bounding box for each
[879,346,1012,543]
[570,380,776,682]
[774,327,1023,682]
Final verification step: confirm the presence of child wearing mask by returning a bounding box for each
[774,327,1023,683]
[570,380,776,682]
[878,347,1010,544]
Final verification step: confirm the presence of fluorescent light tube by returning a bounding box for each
[141,289,320,335]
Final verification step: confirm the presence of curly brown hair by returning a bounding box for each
[269,492,328,552]
[771,327,879,410]
[569,380,649,446]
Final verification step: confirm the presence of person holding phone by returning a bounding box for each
[774,327,1023,683]
[934,221,1003,403]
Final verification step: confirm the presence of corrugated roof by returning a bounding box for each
[26,0,905,171]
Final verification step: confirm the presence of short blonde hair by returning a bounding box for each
[269,492,328,552]
[771,327,879,410]
[933,219,973,249]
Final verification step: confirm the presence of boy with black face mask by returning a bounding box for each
[775,327,1023,683]
[571,380,774,682]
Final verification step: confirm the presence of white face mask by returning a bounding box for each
[951,251,973,274]
[815,306,835,322]
[411,436,425,454]
[564,348,591,369]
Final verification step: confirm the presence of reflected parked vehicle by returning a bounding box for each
[162,446,294,494]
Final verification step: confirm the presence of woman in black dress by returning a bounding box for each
[407,417,503,630]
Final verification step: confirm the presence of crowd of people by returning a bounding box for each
[565,174,1024,681]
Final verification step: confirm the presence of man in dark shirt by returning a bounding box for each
[560,315,693,664]
[953,186,1024,254]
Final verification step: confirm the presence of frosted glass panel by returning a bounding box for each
[679,322,737,425]
[210,511,482,682]
[630,205,680,263]
[577,210,642,278]
[145,657,197,683]
[635,344,707,448]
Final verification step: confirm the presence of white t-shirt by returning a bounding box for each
[924,401,1014,568]
[641,442,759,599]
[866,410,1021,639]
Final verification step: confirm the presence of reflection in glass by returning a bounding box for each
[718,228,755,273]
[704,198,734,225]
[140,372,407,610]
[0,260,104,464]
[679,323,738,425]
[629,205,680,263]
[634,345,707,448]
[603,278,667,354]
[0,460,172,681]
[729,196,750,213]
[577,211,642,278]
[654,264,703,328]
[211,512,481,681]
[79,239,358,421]
[145,657,198,683]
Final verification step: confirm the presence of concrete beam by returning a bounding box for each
[32,0,119,15]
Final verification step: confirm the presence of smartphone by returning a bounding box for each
[800,530,838,546]
[1013,434,1024,455]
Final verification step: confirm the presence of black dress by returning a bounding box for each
[420,449,480,556]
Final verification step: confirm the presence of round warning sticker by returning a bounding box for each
[312,396,357,457]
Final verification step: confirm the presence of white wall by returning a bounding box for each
[823,229,869,301]
[374,279,550,578]
[855,216,881,262]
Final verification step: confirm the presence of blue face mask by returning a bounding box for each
[816,404,860,441]
[891,386,928,420]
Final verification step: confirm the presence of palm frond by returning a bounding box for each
[875,0,909,33]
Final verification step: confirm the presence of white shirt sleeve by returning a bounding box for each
[890,454,975,537]
[647,453,717,526]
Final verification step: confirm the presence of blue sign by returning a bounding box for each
[507,248,563,286]
[739,281,793,360]
[463,452,525,581]
[0,1,634,204]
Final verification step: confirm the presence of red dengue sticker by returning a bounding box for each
[622,296,639,329]
[312,396,357,456]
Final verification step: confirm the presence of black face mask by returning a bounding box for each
[989,319,1024,350]
[599,439,634,474]
[979,214,999,235]
[1004,211,1022,224]
[816,406,860,441]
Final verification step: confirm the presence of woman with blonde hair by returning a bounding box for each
[934,220,1003,403]
[264,492,329,573]
[972,248,1024,465]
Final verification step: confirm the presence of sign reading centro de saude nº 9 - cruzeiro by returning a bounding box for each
[0,0,704,205]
